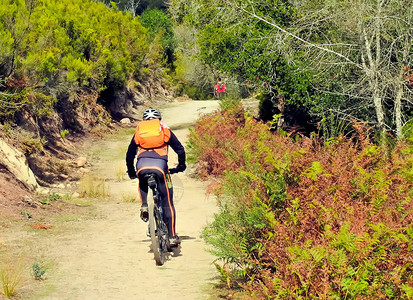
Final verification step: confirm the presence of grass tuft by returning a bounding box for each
[79,174,109,197]
[0,261,23,298]
[121,193,137,203]
[114,163,126,181]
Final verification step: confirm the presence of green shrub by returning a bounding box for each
[218,97,241,111]
[31,262,47,280]
[0,0,149,120]
[20,133,47,155]
[140,9,176,67]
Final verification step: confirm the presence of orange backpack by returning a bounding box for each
[134,119,167,149]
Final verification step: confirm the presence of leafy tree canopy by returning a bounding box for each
[140,9,176,66]
[170,0,324,125]
[170,0,413,139]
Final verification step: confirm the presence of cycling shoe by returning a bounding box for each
[169,235,181,247]
[140,204,149,222]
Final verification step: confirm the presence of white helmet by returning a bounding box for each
[143,108,161,120]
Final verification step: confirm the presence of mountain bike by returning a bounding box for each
[214,89,226,99]
[145,173,174,266]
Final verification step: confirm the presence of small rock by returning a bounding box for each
[76,157,87,167]
[37,187,49,195]
[120,118,131,124]
[80,168,91,174]
[57,183,65,189]
[72,192,80,198]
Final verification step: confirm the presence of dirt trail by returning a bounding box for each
[29,100,221,299]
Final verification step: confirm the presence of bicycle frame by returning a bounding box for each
[146,173,171,265]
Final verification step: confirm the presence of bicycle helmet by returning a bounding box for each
[143,108,161,120]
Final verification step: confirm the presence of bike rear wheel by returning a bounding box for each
[149,202,166,265]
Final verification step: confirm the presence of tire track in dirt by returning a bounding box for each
[36,100,221,300]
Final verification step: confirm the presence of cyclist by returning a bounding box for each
[214,77,226,99]
[126,108,186,246]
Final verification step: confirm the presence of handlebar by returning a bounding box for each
[169,168,182,174]
[128,165,184,179]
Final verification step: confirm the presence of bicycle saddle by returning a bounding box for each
[144,174,157,189]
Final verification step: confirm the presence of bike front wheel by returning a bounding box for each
[149,202,166,266]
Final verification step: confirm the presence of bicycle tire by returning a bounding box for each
[149,202,165,265]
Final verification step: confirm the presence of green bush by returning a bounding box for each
[0,0,149,121]
[140,9,176,67]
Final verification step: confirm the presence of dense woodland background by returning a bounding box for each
[1,0,412,298]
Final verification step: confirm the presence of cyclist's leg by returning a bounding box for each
[151,160,176,238]
[138,178,149,206]
[136,158,152,221]
[137,158,177,238]
[136,158,151,206]
[158,179,175,237]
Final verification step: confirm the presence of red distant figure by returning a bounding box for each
[214,78,226,99]
[403,66,413,87]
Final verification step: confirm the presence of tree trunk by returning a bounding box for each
[362,29,386,140]
[394,30,412,140]
[394,85,403,139]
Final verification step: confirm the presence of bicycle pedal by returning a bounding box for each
[140,212,149,222]
[169,236,181,247]
[140,206,149,222]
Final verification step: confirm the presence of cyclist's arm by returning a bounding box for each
[126,136,137,172]
[168,131,186,166]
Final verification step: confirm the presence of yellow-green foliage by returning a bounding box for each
[0,261,23,298]
[79,174,108,198]
[18,0,147,86]
[0,0,148,120]
[115,163,126,181]
[121,193,137,203]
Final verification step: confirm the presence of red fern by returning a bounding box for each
[190,109,413,298]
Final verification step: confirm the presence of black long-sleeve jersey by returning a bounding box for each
[126,130,185,173]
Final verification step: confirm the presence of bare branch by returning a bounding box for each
[233,2,361,68]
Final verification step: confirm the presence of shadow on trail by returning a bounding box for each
[140,235,197,243]
[142,235,198,261]
[179,235,196,241]
[171,245,182,257]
